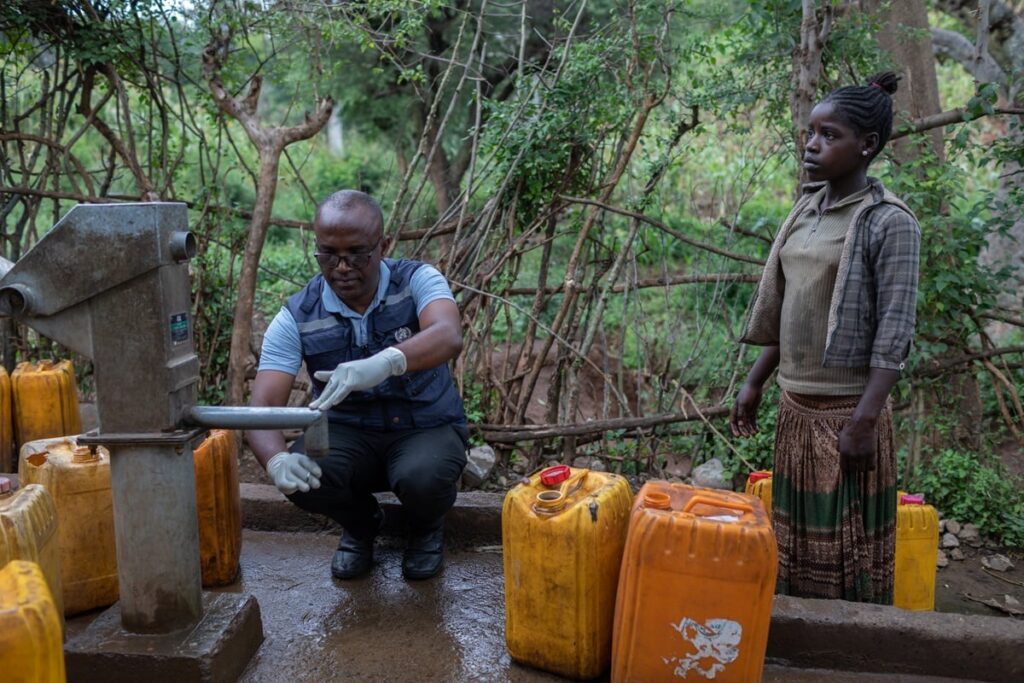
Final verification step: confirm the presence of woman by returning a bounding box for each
[730,72,921,604]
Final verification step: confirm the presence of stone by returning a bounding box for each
[950,548,965,561]
[938,519,947,534]
[662,453,693,479]
[954,524,978,540]
[692,457,731,490]
[936,550,949,568]
[945,520,962,535]
[941,532,960,549]
[981,554,1015,572]
[958,523,982,547]
[571,456,606,472]
[462,445,497,489]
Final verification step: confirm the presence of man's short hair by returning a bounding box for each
[317,190,384,232]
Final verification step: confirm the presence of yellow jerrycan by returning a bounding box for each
[503,465,633,679]
[20,436,118,615]
[0,478,63,621]
[193,429,242,587]
[0,560,66,683]
[894,493,939,611]
[612,482,776,683]
[744,470,773,518]
[0,365,12,472]
[11,360,81,449]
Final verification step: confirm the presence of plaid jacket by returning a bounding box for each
[740,178,921,371]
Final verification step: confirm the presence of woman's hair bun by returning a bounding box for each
[865,71,900,96]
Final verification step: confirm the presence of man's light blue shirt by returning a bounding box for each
[259,261,455,375]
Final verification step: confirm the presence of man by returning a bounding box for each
[246,189,468,580]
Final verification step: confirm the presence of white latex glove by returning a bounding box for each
[266,451,322,495]
[309,346,407,411]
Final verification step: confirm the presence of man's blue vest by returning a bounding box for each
[285,259,466,430]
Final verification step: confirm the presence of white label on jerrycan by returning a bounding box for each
[663,617,742,679]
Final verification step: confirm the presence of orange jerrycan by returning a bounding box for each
[0,365,12,472]
[612,483,776,683]
[0,560,66,683]
[894,493,939,611]
[745,470,773,518]
[503,465,633,679]
[20,436,118,615]
[193,429,242,587]
[0,478,63,621]
[11,360,81,449]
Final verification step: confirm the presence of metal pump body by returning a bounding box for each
[0,202,324,636]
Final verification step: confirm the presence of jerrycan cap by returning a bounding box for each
[0,477,11,494]
[539,465,571,487]
[643,490,672,510]
[900,493,925,505]
[748,471,772,484]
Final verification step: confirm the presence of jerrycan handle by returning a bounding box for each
[682,495,754,517]
[534,469,589,514]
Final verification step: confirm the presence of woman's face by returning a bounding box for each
[803,102,874,183]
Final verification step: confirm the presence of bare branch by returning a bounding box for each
[892,106,1024,139]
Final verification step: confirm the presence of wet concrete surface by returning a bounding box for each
[196,530,984,683]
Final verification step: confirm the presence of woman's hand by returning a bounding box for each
[839,416,877,471]
[731,382,764,437]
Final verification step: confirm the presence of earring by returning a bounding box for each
[862,150,869,156]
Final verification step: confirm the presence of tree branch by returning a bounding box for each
[891,106,1024,140]
[930,27,1006,86]
[476,406,731,443]
[559,196,765,266]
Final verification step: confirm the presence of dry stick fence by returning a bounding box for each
[3,4,1024,474]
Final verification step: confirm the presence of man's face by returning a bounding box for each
[313,206,388,310]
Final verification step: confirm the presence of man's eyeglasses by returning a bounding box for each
[313,239,380,270]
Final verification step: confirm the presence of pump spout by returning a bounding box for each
[185,406,330,458]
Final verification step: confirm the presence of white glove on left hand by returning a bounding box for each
[309,346,407,411]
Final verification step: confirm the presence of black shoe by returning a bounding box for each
[331,531,375,579]
[402,523,445,580]
[331,508,383,580]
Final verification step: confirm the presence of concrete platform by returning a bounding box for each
[237,485,1024,682]
[211,530,993,683]
[65,592,263,683]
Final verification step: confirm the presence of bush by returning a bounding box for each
[910,448,1024,547]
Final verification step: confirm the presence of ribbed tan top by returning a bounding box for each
[778,185,871,395]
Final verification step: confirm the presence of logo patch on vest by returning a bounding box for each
[394,326,413,343]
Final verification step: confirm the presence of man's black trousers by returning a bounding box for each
[287,420,468,539]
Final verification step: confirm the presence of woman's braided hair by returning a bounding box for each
[820,71,900,162]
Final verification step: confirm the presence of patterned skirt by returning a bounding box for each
[772,391,896,604]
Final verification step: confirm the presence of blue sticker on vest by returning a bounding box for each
[170,312,189,344]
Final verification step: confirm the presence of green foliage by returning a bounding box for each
[479,34,635,220]
[910,449,1024,547]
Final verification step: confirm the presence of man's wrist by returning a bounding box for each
[380,346,407,376]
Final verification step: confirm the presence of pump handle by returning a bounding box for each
[682,495,754,516]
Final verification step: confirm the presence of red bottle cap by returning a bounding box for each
[539,465,571,487]
[748,471,772,484]
[0,477,11,494]
[900,493,925,505]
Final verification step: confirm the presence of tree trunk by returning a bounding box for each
[869,0,983,454]
[203,38,333,406]
[791,1,833,180]
[225,151,281,406]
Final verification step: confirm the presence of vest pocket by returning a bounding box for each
[401,368,439,397]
